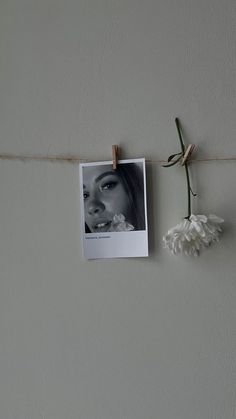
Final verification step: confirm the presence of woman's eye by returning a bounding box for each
[101,181,117,191]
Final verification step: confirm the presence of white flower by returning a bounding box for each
[163,214,224,256]
[108,214,134,232]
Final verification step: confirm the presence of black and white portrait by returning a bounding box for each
[79,159,148,259]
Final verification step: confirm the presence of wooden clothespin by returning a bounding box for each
[181,144,195,165]
[112,145,119,170]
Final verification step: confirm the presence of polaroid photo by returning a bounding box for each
[79,158,149,259]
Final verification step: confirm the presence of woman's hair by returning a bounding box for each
[116,162,146,230]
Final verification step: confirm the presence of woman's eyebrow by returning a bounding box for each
[95,171,117,183]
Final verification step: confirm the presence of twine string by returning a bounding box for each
[0,153,236,164]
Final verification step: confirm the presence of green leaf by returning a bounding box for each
[167,152,182,162]
[162,154,182,167]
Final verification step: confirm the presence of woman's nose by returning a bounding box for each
[87,198,105,216]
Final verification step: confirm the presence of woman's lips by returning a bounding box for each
[92,219,112,232]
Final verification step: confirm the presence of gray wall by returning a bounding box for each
[0,1,236,418]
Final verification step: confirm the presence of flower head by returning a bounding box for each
[108,213,134,232]
[163,214,224,256]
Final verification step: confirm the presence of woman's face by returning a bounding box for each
[83,165,132,233]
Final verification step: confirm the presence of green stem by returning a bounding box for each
[175,118,192,219]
